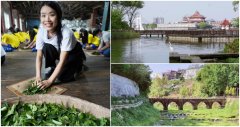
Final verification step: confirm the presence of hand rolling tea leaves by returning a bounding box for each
[22,80,52,95]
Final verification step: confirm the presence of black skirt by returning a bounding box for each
[42,42,86,82]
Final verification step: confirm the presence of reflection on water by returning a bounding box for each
[111,37,226,63]
[171,42,225,55]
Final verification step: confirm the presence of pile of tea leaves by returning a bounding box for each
[22,80,51,95]
[1,102,110,126]
[92,51,101,55]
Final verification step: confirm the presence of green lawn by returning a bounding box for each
[111,96,160,126]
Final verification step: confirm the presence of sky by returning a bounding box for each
[139,1,239,24]
[145,64,203,75]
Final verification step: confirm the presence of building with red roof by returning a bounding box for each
[220,19,230,30]
[188,11,206,23]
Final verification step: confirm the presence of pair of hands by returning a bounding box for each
[97,48,103,52]
[35,77,52,90]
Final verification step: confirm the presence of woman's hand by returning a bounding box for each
[34,77,42,86]
[38,80,53,90]
[97,48,102,52]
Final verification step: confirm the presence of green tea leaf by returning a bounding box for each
[52,119,62,125]
[1,102,109,126]
[22,80,52,95]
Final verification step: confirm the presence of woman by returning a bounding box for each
[86,29,101,50]
[97,30,110,57]
[79,28,88,46]
[24,29,37,49]
[36,1,86,89]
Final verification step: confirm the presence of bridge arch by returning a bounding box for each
[197,102,207,110]
[212,101,225,109]
[168,102,179,110]
[183,102,195,110]
[203,101,214,109]
[153,102,164,110]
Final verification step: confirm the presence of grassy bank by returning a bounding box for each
[217,58,239,63]
[111,96,160,126]
[154,98,239,126]
[112,31,140,40]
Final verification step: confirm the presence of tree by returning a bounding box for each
[232,1,239,28]
[179,85,191,97]
[231,17,239,28]
[148,77,170,97]
[112,1,144,29]
[224,39,239,53]
[143,23,157,30]
[233,1,239,12]
[196,64,239,96]
[198,22,208,29]
[111,9,129,30]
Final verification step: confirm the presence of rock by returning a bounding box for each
[111,73,140,97]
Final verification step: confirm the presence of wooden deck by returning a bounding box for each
[1,50,110,109]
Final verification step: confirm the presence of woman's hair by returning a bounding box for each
[8,27,14,33]
[79,28,88,44]
[29,29,37,42]
[15,28,21,33]
[92,28,102,37]
[40,1,63,51]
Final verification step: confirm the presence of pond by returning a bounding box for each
[111,37,226,63]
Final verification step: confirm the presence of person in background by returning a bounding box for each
[98,30,110,57]
[14,28,26,43]
[72,29,81,42]
[7,27,15,34]
[1,32,21,49]
[79,28,88,47]
[24,29,38,50]
[85,29,101,50]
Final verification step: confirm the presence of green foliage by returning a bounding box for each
[192,81,208,97]
[148,77,170,97]
[180,76,185,82]
[198,22,208,29]
[1,102,109,126]
[225,86,237,96]
[168,79,182,85]
[111,1,144,28]
[111,9,130,30]
[224,58,239,63]
[22,80,52,95]
[143,24,157,30]
[231,17,239,28]
[232,1,239,12]
[179,85,191,97]
[111,31,140,40]
[111,64,152,92]
[225,86,230,95]
[196,64,239,96]
[111,97,159,126]
[224,39,239,53]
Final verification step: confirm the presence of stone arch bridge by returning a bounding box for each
[149,98,226,110]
